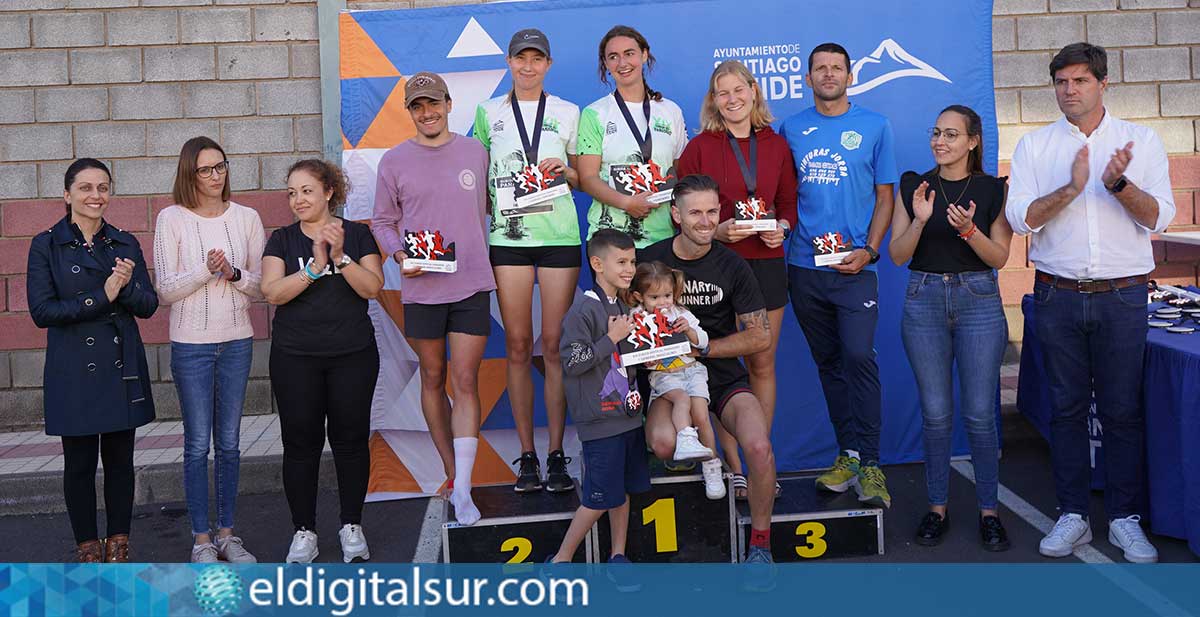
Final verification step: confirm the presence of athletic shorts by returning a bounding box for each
[704,358,753,418]
[747,256,789,311]
[648,362,709,405]
[489,245,582,269]
[402,291,491,339]
[580,427,652,510]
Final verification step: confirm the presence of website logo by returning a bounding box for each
[193,565,244,617]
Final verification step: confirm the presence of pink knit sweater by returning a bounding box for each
[153,202,265,344]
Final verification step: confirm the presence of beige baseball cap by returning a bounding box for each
[404,71,449,107]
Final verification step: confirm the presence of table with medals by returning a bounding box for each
[1018,285,1200,557]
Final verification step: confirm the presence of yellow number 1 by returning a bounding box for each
[501,537,533,563]
[642,498,678,553]
[795,521,828,558]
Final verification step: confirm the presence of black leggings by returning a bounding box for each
[61,429,137,544]
[270,345,379,531]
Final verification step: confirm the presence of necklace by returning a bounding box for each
[937,172,972,208]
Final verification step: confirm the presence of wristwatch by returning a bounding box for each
[863,245,880,264]
[698,343,710,358]
[1106,175,1128,194]
[228,267,242,283]
[337,254,352,268]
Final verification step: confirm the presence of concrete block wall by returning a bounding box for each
[992,0,1200,315]
[0,0,320,429]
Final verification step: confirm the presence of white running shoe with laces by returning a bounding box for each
[286,530,319,563]
[1038,513,1092,557]
[1108,515,1158,563]
[339,524,370,563]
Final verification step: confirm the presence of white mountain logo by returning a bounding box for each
[847,39,951,96]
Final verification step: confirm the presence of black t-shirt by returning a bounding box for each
[639,238,765,385]
[264,218,381,356]
[899,171,1007,274]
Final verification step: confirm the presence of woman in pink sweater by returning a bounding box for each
[153,136,264,563]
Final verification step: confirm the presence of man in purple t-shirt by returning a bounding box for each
[372,71,496,526]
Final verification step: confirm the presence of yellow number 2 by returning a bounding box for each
[501,537,533,564]
[642,498,678,553]
[794,521,828,558]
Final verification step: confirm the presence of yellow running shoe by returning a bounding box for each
[815,455,859,493]
[856,464,892,508]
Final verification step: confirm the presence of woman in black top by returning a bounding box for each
[27,158,158,562]
[889,105,1013,551]
[261,159,384,564]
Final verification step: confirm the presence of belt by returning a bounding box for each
[1035,271,1148,294]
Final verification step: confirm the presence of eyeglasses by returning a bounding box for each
[196,161,229,179]
[928,128,962,143]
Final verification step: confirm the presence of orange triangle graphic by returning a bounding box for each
[445,358,507,425]
[367,431,421,493]
[472,433,518,485]
[339,14,400,79]
[356,77,417,150]
[341,132,352,151]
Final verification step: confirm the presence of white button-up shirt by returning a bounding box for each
[1006,109,1175,280]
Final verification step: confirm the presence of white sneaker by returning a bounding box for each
[286,530,319,563]
[216,535,257,563]
[672,427,714,462]
[190,542,218,563]
[701,458,726,500]
[1108,515,1158,563]
[338,524,370,563]
[1039,513,1092,557]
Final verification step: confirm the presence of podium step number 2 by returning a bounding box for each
[443,484,590,563]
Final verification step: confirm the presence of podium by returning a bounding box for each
[735,475,884,561]
[443,484,590,563]
[594,462,737,563]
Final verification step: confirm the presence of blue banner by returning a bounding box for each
[342,0,999,470]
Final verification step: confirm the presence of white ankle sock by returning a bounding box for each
[451,437,480,525]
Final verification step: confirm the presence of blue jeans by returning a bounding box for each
[172,338,253,536]
[788,266,882,463]
[900,271,1006,510]
[1032,278,1147,519]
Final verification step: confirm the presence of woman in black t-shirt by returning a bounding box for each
[261,159,384,564]
[888,105,1014,552]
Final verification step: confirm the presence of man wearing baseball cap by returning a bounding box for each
[372,71,496,526]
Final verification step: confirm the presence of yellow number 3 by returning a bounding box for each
[794,521,828,558]
[502,537,533,564]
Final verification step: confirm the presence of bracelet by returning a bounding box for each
[958,224,978,241]
[302,263,323,281]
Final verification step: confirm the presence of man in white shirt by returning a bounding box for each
[1007,43,1175,563]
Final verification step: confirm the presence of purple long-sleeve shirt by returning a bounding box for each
[372,134,496,305]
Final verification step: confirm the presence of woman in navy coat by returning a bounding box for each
[26,158,158,562]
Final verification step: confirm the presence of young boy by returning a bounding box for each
[548,229,647,589]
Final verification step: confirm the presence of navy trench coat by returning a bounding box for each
[26,215,158,437]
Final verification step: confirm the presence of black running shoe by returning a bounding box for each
[545,450,575,493]
[513,451,543,493]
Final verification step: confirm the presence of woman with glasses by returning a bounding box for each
[27,158,158,562]
[888,105,1013,551]
[153,136,264,563]
[473,29,581,494]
